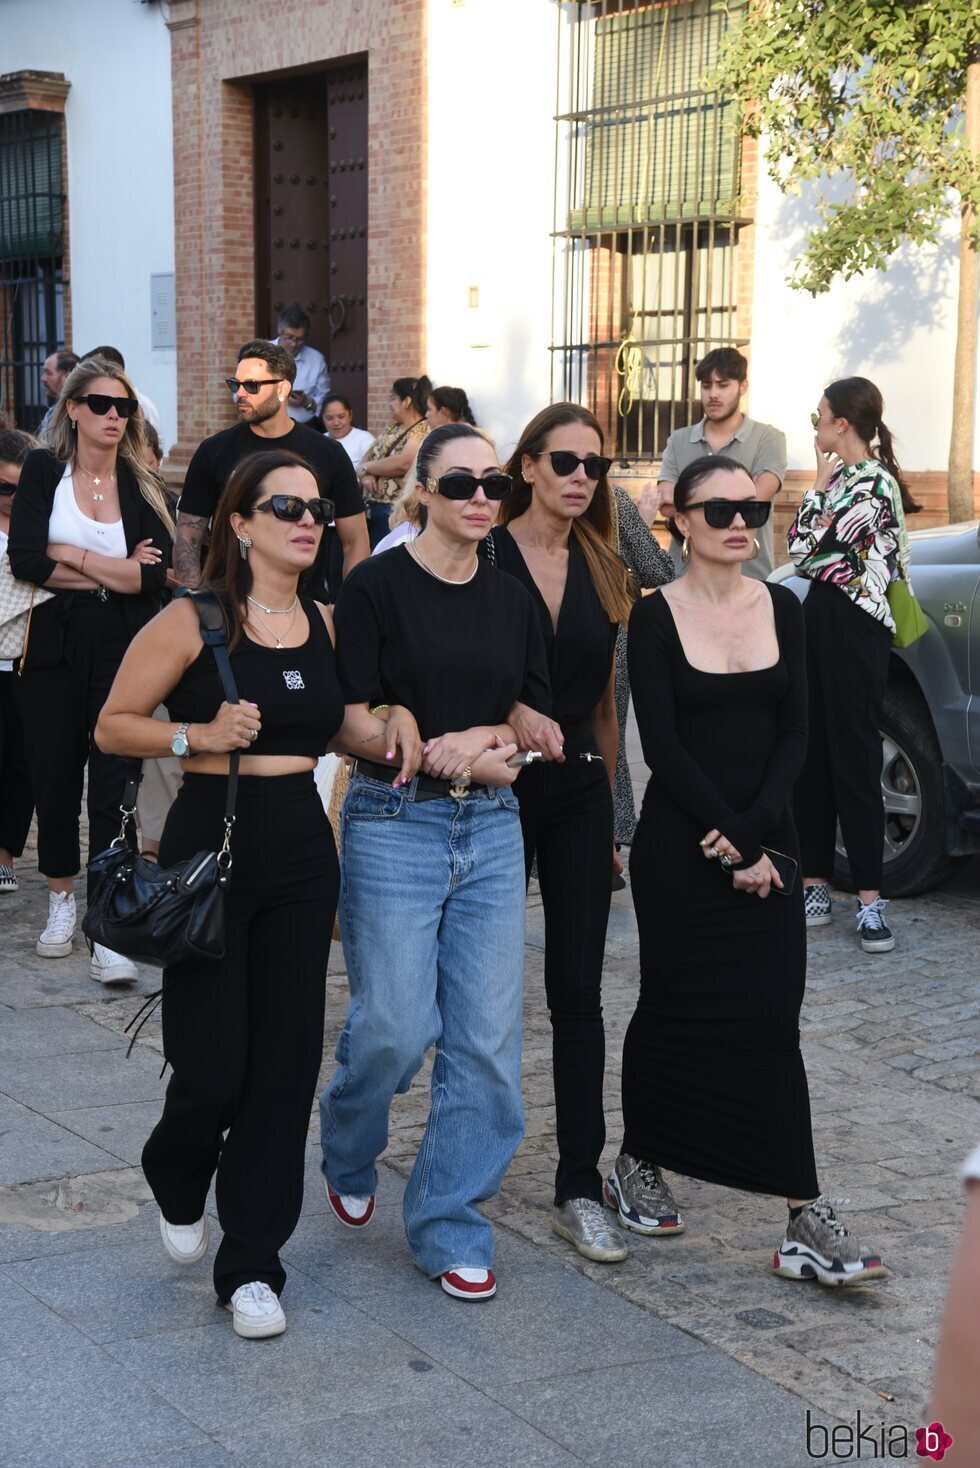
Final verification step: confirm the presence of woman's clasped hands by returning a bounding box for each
[700,829,784,900]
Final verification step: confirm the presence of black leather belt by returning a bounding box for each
[355,759,488,801]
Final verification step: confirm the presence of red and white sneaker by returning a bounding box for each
[441,1267,496,1301]
[324,1177,375,1228]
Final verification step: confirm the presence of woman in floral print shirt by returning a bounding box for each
[787,377,919,955]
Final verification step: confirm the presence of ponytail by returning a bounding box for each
[876,422,920,514]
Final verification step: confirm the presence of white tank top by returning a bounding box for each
[47,469,128,558]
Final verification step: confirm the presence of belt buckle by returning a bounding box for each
[448,778,470,800]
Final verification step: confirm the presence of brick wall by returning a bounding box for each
[163,0,426,479]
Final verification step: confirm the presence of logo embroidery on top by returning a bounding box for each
[283,670,305,690]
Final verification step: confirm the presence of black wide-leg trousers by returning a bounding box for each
[0,669,34,857]
[517,756,613,1206]
[142,772,337,1302]
[794,579,892,892]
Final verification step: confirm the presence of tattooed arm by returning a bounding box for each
[173,512,209,589]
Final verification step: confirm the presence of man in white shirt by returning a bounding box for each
[275,305,330,427]
[323,394,374,470]
[658,347,787,582]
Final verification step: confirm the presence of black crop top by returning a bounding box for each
[334,545,551,738]
[167,598,345,756]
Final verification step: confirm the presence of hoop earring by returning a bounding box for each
[681,537,690,563]
[751,537,761,559]
[237,536,251,560]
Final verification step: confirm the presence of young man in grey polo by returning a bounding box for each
[658,348,787,581]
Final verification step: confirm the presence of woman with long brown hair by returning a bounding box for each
[491,402,634,1264]
[96,449,404,1339]
[789,376,919,954]
[9,355,172,980]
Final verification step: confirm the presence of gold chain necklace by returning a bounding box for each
[76,464,116,503]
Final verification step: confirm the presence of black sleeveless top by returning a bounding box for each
[167,598,344,756]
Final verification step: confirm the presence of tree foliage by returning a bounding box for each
[712,0,980,293]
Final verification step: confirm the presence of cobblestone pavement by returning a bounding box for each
[2,732,978,1458]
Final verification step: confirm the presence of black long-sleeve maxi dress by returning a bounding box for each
[623,583,820,1199]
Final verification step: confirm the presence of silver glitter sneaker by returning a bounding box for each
[552,1198,629,1262]
[803,882,832,927]
[774,1197,887,1286]
[604,1153,685,1236]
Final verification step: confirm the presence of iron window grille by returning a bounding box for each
[551,0,748,461]
[0,109,65,432]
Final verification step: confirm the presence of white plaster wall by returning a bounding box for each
[4,0,177,448]
[426,0,560,461]
[748,163,975,472]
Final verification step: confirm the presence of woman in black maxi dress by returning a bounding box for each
[608,454,886,1286]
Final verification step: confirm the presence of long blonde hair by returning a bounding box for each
[42,356,174,534]
[501,403,634,626]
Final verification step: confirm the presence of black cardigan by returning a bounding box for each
[8,449,170,668]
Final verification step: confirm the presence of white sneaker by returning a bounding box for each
[0,863,17,893]
[160,1209,210,1264]
[89,943,138,984]
[37,891,76,957]
[224,1281,286,1339]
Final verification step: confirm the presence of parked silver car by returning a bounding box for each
[771,520,980,895]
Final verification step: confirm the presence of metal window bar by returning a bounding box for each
[0,110,65,431]
[551,0,748,462]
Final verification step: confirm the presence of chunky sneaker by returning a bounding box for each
[441,1267,496,1301]
[856,896,895,953]
[37,891,76,957]
[774,1198,887,1286]
[90,943,138,984]
[224,1281,286,1338]
[803,882,832,927]
[553,1198,629,1262]
[0,863,17,893]
[160,1209,210,1264]
[324,1177,375,1228]
[604,1153,685,1236]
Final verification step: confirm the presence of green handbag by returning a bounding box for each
[886,490,927,649]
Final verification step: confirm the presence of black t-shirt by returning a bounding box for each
[491,527,616,752]
[334,545,552,738]
[178,421,362,522]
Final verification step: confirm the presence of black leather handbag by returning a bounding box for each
[83,591,240,969]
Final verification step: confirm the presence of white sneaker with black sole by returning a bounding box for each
[37,891,76,957]
[224,1281,286,1338]
[856,896,895,953]
[90,943,138,984]
[803,882,831,928]
[0,863,18,894]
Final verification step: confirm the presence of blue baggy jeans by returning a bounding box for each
[320,773,526,1275]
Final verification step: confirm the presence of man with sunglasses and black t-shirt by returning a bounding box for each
[174,341,369,597]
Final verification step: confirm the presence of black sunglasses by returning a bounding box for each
[684,498,771,529]
[425,473,513,501]
[0,485,15,496]
[253,494,333,524]
[538,450,613,480]
[225,377,284,396]
[74,393,140,418]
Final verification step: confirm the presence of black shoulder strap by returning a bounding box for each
[174,589,241,832]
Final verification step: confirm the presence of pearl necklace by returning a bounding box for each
[246,594,298,616]
[410,538,478,585]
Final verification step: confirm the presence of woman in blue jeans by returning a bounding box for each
[320,422,551,1300]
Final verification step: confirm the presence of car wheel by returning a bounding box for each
[833,683,961,898]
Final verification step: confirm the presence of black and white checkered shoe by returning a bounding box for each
[0,863,17,894]
[803,883,831,927]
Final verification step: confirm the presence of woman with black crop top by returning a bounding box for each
[96,450,402,1339]
[319,422,551,1302]
[492,403,635,1265]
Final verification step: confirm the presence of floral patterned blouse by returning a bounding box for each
[787,459,901,632]
[361,418,428,505]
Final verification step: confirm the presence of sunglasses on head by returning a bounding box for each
[74,393,139,418]
[425,473,513,501]
[684,498,771,529]
[253,494,333,524]
[225,377,284,396]
[538,450,613,480]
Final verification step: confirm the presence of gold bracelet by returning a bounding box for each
[369,703,390,716]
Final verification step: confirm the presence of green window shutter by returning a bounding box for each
[570,0,742,230]
[0,114,64,262]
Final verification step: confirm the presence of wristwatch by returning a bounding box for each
[170,722,192,758]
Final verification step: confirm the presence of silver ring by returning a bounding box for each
[708,844,720,858]
[249,728,258,743]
